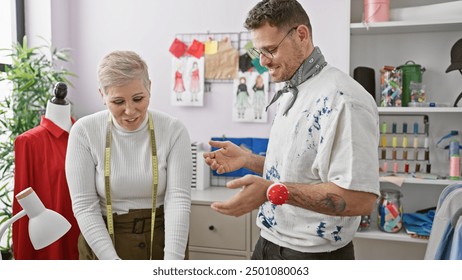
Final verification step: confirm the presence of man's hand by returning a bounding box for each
[203,140,250,174]
[211,175,270,217]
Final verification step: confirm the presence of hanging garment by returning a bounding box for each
[204,38,239,80]
[424,183,462,260]
[12,116,80,260]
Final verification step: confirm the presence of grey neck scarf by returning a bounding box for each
[266,46,327,116]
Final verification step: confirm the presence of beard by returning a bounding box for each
[268,47,306,83]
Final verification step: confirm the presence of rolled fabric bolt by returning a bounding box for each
[426,163,431,173]
[403,150,408,160]
[425,150,429,161]
[392,122,397,134]
[392,149,397,160]
[383,161,389,172]
[381,149,387,159]
[404,162,409,173]
[424,137,429,148]
[414,149,419,160]
[415,163,420,172]
[413,137,419,148]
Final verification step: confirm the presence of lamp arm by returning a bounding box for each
[0,210,26,260]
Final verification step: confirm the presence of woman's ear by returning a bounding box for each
[99,88,106,105]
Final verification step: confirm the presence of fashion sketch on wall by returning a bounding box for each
[171,56,204,107]
[232,71,269,123]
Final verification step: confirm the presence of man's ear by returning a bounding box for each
[296,25,311,43]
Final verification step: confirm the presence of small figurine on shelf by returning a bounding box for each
[357,215,371,232]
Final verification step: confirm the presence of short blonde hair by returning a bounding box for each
[97,50,150,94]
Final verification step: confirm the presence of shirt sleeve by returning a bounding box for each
[65,121,119,260]
[316,100,380,195]
[163,120,192,260]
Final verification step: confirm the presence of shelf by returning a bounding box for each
[378,107,462,114]
[351,18,462,35]
[380,176,462,186]
[354,227,428,244]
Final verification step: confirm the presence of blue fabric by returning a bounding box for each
[449,217,462,259]
[403,210,435,236]
[434,222,454,259]
[438,183,462,206]
[211,137,268,177]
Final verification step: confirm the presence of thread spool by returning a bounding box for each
[449,139,460,180]
[364,0,390,23]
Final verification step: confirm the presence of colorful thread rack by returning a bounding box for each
[378,115,430,175]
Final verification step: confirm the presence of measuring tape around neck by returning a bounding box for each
[104,112,158,259]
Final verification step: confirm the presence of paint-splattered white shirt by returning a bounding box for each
[258,64,380,253]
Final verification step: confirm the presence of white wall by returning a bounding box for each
[48,0,349,144]
[25,0,52,47]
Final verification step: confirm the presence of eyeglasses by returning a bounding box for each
[249,27,298,60]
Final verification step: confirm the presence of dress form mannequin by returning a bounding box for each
[13,81,79,260]
[45,82,72,132]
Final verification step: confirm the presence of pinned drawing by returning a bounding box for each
[232,71,269,123]
[171,56,204,106]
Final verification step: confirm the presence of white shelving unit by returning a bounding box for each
[378,107,462,114]
[355,228,428,244]
[350,0,462,259]
[380,176,462,186]
[350,18,462,35]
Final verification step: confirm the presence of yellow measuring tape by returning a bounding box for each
[104,113,158,260]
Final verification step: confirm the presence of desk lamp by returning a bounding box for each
[0,187,71,260]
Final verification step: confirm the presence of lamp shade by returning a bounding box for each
[16,187,71,250]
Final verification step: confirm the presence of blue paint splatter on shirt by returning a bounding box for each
[316,222,326,237]
[265,164,280,181]
[258,203,277,229]
[332,226,343,242]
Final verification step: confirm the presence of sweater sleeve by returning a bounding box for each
[65,120,119,260]
[163,120,192,260]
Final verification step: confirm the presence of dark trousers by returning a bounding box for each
[251,236,355,260]
[78,206,189,260]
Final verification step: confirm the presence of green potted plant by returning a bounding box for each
[0,36,75,259]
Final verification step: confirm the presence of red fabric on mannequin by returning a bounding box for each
[12,116,80,260]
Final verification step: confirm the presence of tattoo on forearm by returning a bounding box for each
[319,193,346,213]
[293,191,346,214]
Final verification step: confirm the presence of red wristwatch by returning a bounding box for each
[266,183,289,205]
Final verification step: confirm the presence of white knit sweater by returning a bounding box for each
[65,110,192,260]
